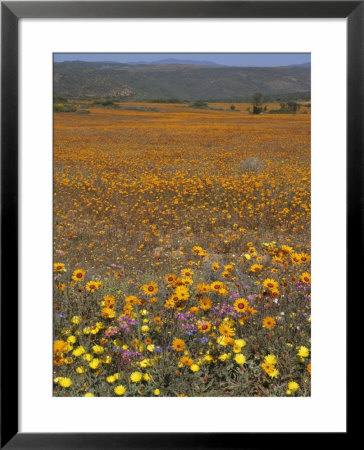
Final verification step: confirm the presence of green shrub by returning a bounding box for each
[241,157,264,173]
[53,95,68,103]
[92,99,115,106]
[268,108,296,114]
[188,100,208,109]
[54,104,77,112]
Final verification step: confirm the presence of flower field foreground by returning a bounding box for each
[53,103,311,397]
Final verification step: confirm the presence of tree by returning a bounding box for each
[251,92,263,114]
[287,101,300,113]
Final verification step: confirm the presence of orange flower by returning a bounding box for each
[199,298,212,310]
[172,339,186,351]
[262,317,276,329]
[233,298,249,313]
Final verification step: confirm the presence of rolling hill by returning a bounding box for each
[54,61,311,101]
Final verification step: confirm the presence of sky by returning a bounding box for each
[53,53,310,67]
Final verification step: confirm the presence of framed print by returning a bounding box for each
[1,1,359,447]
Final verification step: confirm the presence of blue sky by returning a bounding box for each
[53,53,310,67]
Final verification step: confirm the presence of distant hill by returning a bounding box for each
[289,62,311,68]
[54,61,311,101]
[128,58,222,66]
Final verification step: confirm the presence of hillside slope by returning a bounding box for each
[54,61,311,100]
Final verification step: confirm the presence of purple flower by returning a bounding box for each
[110,263,124,269]
[105,326,119,337]
[187,329,197,336]
[119,315,137,332]
[119,349,142,365]
[212,303,238,318]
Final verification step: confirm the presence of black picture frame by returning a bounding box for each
[1,1,359,448]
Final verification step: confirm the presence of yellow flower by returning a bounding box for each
[102,307,115,319]
[54,263,66,272]
[141,325,150,333]
[217,335,234,346]
[219,322,235,337]
[175,285,189,300]
[288,381,299,392]
[106,375,116,383]
[264,354,277,365]
[197,320,212,333]
[140,359,152,368]
[268,369,279,378]
[72,269,86,281]
[89,358,101,369]
[154,389,160,396]
[181,268,194,278]
[84,392,94,397]
[196,283,211,294]
[83,353,92,361]
[297,346,310,358]
[263,279,279,290]
[130,371,142,383]
[192,246,204,255]
[218,353,231,361]
[233,298,249,313]
[76,367,84,374]
[92,345,104,355]
[234,354,246,365]
[300,272,311,284]
[211,281,224,292]
[114,385,126,396]
[143,282,158,296]
[261,362,275,375]
[67,335,76,344]
[250,264,263,272]
[86,281,101,292]
[143,373,152,381]
[199,298,212,310]
[234,339,247,348]
[53,340,67,354]
[190,364,200,372]
[58,377,72,388]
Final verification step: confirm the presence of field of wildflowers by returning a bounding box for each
[53,103,311,397]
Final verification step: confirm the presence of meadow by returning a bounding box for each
[53,103,311,397]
